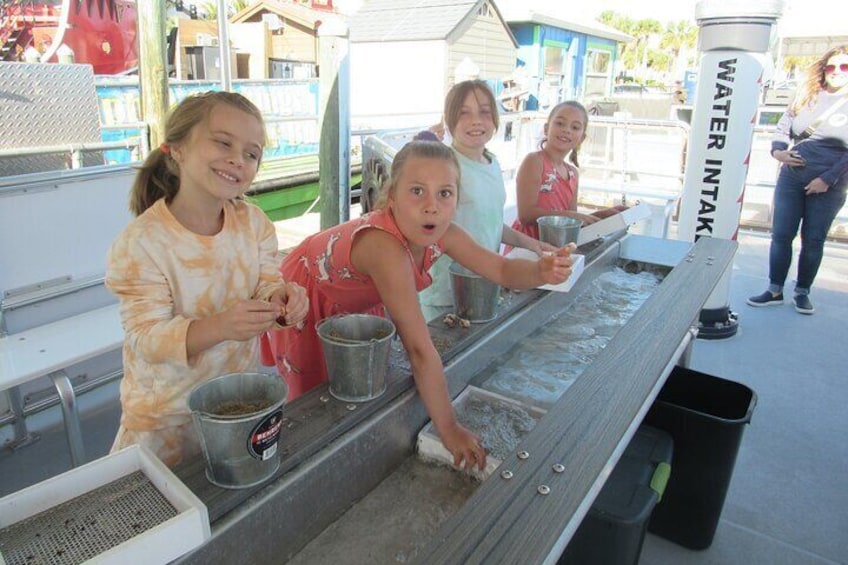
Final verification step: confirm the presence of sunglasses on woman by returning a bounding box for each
[824,63,848,74]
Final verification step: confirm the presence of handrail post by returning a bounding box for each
[318,17,351,229]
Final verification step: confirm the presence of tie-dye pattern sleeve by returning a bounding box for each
[106,229,192,367]
[250,204,287,302]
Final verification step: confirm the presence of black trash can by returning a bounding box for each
[643,366,756,550]
[559,425,673,565]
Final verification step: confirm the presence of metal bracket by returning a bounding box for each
[4,387,41,450]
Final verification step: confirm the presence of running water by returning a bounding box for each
[479,265,664,408]
[454,392,541,461]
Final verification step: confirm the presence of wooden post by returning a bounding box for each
[317,17,351,229]
[136,0,169,148]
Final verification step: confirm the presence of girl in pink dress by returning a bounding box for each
[263,140,576,471]
[512,101,627,240]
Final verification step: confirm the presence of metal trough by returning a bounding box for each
[174,232,734,565]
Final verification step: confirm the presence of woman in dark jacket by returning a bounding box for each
[748,45,848,314]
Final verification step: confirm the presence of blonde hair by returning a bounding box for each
[129,91,266,216]
[541,100,588,169]
[443,80,500,135]
[790,44,848,113]
[375,141,461,209]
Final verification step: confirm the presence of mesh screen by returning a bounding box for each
[0,471,177,564]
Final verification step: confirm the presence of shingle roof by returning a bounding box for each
[349,0,481,42]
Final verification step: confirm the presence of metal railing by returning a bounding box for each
[516,113,847,241]
[3,111,845,240]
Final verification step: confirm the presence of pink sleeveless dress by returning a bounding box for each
[511,152,579,240]
[261,209,444,399]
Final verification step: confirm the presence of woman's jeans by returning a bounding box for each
[768,164,847,295]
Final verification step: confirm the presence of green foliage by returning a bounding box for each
[598,11,698,80]
[782,55,816,77]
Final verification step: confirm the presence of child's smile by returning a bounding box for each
[174,103,264,205]
[451,89,495,161]
[545,105,587,154]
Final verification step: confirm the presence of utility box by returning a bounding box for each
[184,46,235,81]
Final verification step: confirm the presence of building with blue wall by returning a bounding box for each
[499,4,632,110]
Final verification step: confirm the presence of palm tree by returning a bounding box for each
[660,21,698,75]
[599,11,695,83]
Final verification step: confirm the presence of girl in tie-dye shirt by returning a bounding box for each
[264,140,577,472]
[106,92,308,467]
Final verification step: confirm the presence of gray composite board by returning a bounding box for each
[414,236,737,564]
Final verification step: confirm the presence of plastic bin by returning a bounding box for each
[559,425,673,565]
[643,366,756,549]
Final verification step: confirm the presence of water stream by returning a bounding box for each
[478,266,663,408]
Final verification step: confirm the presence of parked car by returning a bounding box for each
[614,84,649,96]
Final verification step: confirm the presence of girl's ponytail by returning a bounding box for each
[129,146,180,216]
[569,145,581,169]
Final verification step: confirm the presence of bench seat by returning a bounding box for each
[0,304,123,466]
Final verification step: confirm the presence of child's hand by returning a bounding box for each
[441,421,487,472]
[428,122,446,142]
[592,205,629,219]
[538,243,576,285]
[271,282,309,327]
[535,240,559,255]
[221,299,281,341]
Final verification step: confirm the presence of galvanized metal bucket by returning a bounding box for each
[537,216,582,247]
[449,263,501,323]
[188,372,288,489]
[316,314,396,402]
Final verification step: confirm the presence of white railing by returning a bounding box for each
[492,111,847,242]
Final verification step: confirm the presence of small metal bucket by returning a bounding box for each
[537,216,581,247]
[188,372,288,489]
[317,314,396,402]
[449,263,501,323]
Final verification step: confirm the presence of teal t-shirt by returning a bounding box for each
[419,147,505,319]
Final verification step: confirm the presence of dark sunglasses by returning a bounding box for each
[824,63,848,74]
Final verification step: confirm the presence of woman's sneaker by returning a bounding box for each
[794,294,815,315]
[746,290,784,307]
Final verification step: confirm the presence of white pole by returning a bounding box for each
[216,0,232,91]
[676,0,785,339]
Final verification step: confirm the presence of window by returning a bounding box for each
[584,48,613,98]
[477,2,492,17]
[586,50,611,74]
[544,46,565,75]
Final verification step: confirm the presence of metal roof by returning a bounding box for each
[499,0,635,43]
[349,0,484,42]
